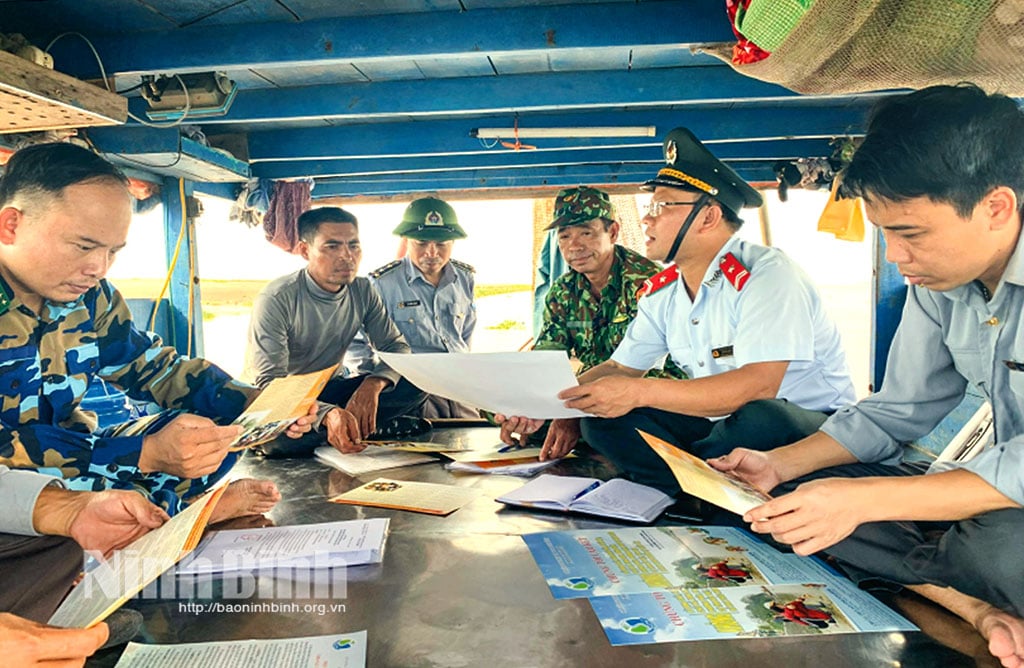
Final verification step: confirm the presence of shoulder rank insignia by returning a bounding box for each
[720,252,750,291]
[370,259,402,279]
[0,281,10,316]
[636,264,679,299]
[450,259,475,273]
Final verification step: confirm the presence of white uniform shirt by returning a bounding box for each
[611,235,856,416]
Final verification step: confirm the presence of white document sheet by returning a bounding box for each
[176,518,389,575]
[378,351,588,419]
[114,631,367,668]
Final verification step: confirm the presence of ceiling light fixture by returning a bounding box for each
[471,126,657,139]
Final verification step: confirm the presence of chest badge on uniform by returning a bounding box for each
[637,264,680,299]
[711,345,734,359]
[720,252,751,291]
[399,300,421,308]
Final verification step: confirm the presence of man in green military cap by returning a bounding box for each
[500,130,856,497]
[499,186,683,460]
[354,197,478,418]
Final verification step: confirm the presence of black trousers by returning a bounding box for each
[0,533,82,622]
[580,399,829,496]
[771,461,1024,617]
[256,375,427,457]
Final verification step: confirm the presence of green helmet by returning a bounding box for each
[393,197,467,241]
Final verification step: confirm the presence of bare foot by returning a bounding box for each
[210,479,281,523]
[976,606,1024,668]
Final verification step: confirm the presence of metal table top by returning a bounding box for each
[88,427,995,667]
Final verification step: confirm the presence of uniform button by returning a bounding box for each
[987,317,999,326]
[10,380,19,389]
[698,360,705,367]
[691,319,699,325]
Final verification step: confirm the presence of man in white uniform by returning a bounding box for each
[500,127,856,497]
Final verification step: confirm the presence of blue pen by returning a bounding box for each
[497,443,523,453]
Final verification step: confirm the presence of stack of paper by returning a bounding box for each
[315,445,436,475]
[443,447,562,477]
[329,478,480,516]
[176,518,389,575]
[114,631,367,668]
[497,475,673,522]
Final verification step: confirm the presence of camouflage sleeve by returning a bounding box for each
[533,280,572,352]
[0,418,147,481]
[93,283,256,420]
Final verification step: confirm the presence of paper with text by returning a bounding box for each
[378,351,587,419]
[49,484,228,629]
[114,631,367,667]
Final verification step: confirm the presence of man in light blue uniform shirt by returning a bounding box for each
[354,198,478,417]
[499,128,855,495]
[712,84,1024,668]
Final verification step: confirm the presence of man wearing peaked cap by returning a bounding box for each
[350,197,478,418]
[499,186,683,459]
[501,128,856,500]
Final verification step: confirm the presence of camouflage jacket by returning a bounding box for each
[0,275,256,512]
[534,245,684,378]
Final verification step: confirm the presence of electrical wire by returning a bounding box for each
[148,178,188,334]
[45,32,192,128]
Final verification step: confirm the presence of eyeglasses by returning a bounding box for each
[643,200,701,218]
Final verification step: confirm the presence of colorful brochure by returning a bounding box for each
[521,525,916,645]
[591,579,917,645]
[523,525,833,599]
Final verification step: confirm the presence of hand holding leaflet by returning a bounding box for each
[229,365,337,451]
[639,430,770,515]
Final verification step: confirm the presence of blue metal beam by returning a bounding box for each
[871,229,908,392]
[249,106,870,161]
[58,1,734,77]
[127,67,804,126]
[161,178,205,357]
[254,139,833,180]
[310,161,778,198]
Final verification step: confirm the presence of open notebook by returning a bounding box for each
[497,474,673,522]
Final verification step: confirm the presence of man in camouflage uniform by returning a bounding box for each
[0,143,318,518]
[520,186,683,459]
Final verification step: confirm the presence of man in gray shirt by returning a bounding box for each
[712,84,1024,667]
[245,207,425,453]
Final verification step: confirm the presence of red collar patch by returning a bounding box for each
[637,264,680,299]
[720,252,751,291]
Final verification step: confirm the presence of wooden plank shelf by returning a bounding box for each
[0,50,126,133]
